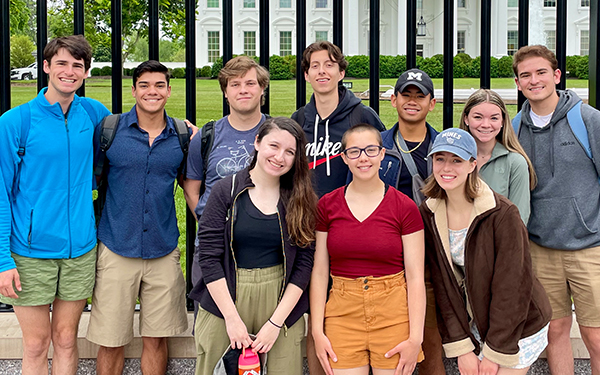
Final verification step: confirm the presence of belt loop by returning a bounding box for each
[340,281,345,296]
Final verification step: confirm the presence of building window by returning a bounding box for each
[243,0,255,8]
[279,0,292,8]
[507,30,518,56]
[545,30,556,53]
[208,31,220,63]
[417,44,424,57]
[315,31,328,42]
[457,0,466,8]
[507,0,517,7]
[316,0,327,8]
[543,0,556,7]
[581,30,589,56]
[457,31,466,54]
[244,31,256,56]
[207,0,219,7]
[581,0,590,6]
[280,31,292,56]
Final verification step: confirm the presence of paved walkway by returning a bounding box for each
[433,88,589,101]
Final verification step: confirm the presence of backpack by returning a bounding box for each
[512,100,600,183]
[93,114,190,224]
[13,99,99,199]
[199,115,270,195]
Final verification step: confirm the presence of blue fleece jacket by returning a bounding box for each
[0,89,110,272]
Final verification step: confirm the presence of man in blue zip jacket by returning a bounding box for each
[0,36,110,375]
[380,69,445,375]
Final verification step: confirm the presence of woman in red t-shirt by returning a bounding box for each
[310,124,426,375]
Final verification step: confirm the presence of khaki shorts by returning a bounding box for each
[530,241,600,327]
[0,248,96,306]
[86,243,188,347]
[324,271,425,370]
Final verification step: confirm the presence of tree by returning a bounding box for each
[10,35,35,68]
[48,0,195,64]
[9,0,31,36]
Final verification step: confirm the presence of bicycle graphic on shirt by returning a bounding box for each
[216,145,252,178]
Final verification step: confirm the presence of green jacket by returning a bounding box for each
[479,142,530,224]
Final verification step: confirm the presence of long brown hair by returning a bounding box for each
[459,88,537,189]
[248,117,318,247]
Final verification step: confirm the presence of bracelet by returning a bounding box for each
[268,318,282,329]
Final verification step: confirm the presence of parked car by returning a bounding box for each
[11,62,37,80]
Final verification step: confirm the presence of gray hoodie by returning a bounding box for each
[517,90,600,250]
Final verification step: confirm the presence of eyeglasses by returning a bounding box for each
[342,145,383,160]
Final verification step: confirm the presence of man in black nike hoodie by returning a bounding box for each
[293,41,385,198]
[292,41,385,375]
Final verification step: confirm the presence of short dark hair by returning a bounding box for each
[512,45,558,77]
[44,35,93,72]
[133,60,171,87]
[301,41,348,74]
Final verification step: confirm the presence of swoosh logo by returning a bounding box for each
[308,153,342,168]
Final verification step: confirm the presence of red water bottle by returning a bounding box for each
[238,347,261,375]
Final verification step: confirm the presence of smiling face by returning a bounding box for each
[254,128,297,178]
[132,71,171,116]
[432,151,477,194]
[225,67,264,116]
[304,50,345,97]
[43,48,88,99]
[341,129,385,181]
[391,86,436,125]
[465,102,503,146]
[515,56,561,105]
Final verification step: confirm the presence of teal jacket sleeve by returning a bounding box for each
[507,153,531,225]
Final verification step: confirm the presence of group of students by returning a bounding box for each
[0,34,599,375]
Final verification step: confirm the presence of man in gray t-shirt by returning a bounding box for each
[184,56,269,302]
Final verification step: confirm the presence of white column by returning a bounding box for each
[346,0,361,55]
[492,0,508,56]
[397,0,407,55]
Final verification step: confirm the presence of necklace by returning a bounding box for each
[396,130,425,154]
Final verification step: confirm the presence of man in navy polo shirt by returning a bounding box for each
[86,60,188,375]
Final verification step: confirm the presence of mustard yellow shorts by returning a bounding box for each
[324,271,425,369]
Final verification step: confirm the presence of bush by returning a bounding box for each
[200,65,212,77]
[379,55,395,79]
[431,54,444,65]
[269,55,293,80]
[575,55,589,80]
[91,67,102,77]
[390,55,407,77]
[346,55,369,78]
[490,56,499,78]
[211,57,223,78]
[283,54,297,78]
[453,56,468,78]
[10,35,35,69]
[455,52,472,66]
[122,68,133,77]
[467,56,481,78]
[418,57,444,78]
[497,55,513,78]
[171,67,185,79]
[100,66,112,76]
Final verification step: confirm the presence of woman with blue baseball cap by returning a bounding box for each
[419,128,551,375]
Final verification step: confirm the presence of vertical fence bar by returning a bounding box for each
[333,1,342,51]
[369,0,379,113]
[37,0,48,91]
[590,0,600,109]
[443,0,453,129]
[185,0,197,311]
[222,0,233,116]
[259,0,270,114]
[149,0,159,61]
[480,0,491,89]
[111,0,123,114]
[556,0,567,90]
[517,0,528,110]
[296,0,307,108]
[74,0,85,97]
[407,0,417,69]
[0,0,10,114]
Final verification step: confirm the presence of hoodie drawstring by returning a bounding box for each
[325,118,331,176]
[313,113,319,170]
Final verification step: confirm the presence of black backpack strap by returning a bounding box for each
[201,120,216,181]
[93,114,120,226]
[13,104,32,199]
[172,117,191,155]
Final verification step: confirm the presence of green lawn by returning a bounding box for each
[9,77,589,277]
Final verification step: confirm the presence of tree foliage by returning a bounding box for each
[9,0,31,36]
[10,34,35,68]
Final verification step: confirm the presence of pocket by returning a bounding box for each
[529,196,598,241]
[324,288,340,319]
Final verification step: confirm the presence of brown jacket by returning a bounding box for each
[419,181,551,367]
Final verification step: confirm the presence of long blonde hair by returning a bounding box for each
[459,89,537,190]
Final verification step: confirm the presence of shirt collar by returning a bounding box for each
[122,105,175,134]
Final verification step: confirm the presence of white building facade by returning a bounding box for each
[195,0,591,67]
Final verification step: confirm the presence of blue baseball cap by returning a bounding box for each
[428,128,477,161]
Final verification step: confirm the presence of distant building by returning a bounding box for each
[194,0,590,67]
